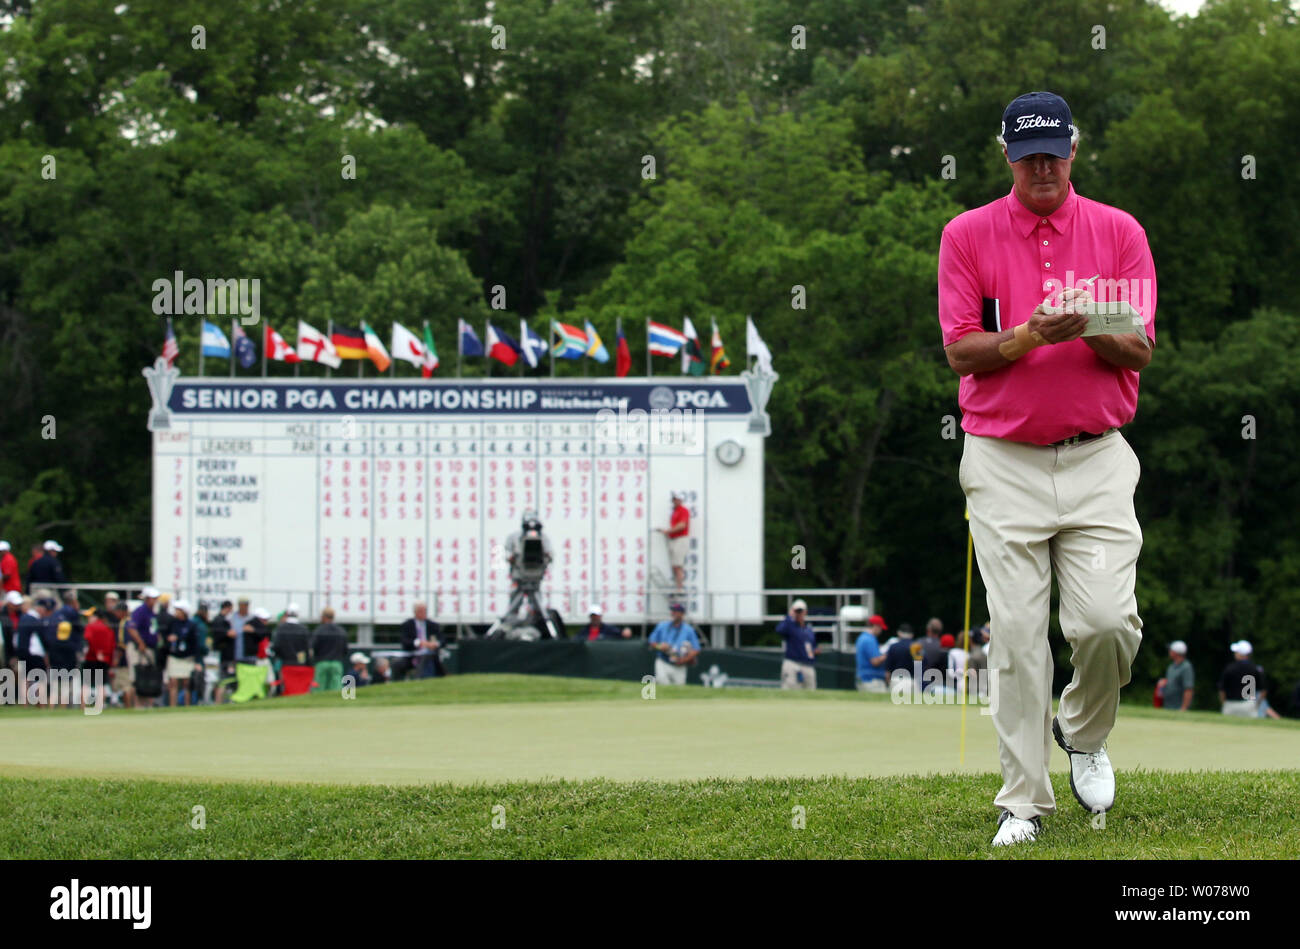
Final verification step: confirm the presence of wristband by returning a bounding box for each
[997,321,1047,361]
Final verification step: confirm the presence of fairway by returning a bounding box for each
[2,675,1297,786]
[4,676,1300,859]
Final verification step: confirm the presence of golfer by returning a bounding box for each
[938,91,1156,846]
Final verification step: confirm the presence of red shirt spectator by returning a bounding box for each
[85,616,117,665]
[668,500,690,539]
[0,545,19,593]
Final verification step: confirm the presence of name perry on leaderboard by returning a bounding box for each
[180,386,585,411]
[194,457,259,519]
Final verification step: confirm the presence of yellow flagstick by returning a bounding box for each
[960,504,973,766]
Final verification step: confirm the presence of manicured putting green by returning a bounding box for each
[1,675,1295,786]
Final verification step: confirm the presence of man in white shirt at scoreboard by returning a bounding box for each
[648,603,701,686]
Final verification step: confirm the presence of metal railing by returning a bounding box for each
[31,582,874,650]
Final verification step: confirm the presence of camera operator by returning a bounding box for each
[504,510,553,583]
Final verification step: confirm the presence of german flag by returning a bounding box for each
[331,325,367,360]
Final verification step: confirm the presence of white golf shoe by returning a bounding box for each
[1053,716,1115,813]
[992,809,1041,847]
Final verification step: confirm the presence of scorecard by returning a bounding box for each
[148,376,771,626]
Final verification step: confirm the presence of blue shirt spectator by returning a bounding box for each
[856,629,885,682]
[648,618,701,658]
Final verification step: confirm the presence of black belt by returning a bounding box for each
[1048,428,1115,447]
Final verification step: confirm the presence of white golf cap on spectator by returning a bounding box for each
[254,607,271,620]
[44,540,63,552]
[285,603,301,617]
[588,603,603,615]
[171,600,191,615]
[350,652,368,664]
[104,591,120,600]
[5,590,22,605]
[142,586,160,599]
[1169,641,1187,655]
[1230,640,1253,655]
[0,540,9,551]
[791,599,808,612]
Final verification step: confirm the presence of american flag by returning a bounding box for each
[162,319,179,367]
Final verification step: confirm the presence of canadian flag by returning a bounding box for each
[265,323,300,363]
[391,321,429,370]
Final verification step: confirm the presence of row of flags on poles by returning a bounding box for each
[164,315,775,376]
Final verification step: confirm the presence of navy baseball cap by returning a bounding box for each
[1001,92,1074,161]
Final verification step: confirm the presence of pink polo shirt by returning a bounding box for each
[938,182,1157,445]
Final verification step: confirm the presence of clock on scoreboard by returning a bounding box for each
[148,375,773,627]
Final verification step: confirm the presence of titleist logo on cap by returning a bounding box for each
[1013,114,1062,132]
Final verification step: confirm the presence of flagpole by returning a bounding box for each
[199,323,205,378]
[549,321,555,378]
[645,318,651,377]
[326,320,333,377]
[484,319,491,378]
[457,319,462,378]
[230,319,236,377]
[261,324,267,378]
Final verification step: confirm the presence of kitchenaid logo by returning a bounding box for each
[49,880,151,929]
[1013,114,1061,132]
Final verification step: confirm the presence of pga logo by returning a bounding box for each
[648,386,728,410]
[673,390,729,409]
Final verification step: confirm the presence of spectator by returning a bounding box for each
[190,601,211,703]
[163,600,201,707]
[26,540,67,592]
[128,587,161,708]
[109,599,134,708]
[102,590,121,615]
[967,625,990,698]
[53,590,84,647]
[579,603,632,641]
[15,596,54,706]
[372,656,392,684]
[270,603,312,670]
[647,602,700,686]
[1219,641,1268,718]
[919,617,946,691]
[884,623,918,687]
[655,492,691,594]
[399,602,444,678]
[349,651,372,687]
[777,599,819,690]
[855,614,889,692]
[311,608,350,692]
[83,608,116,709]
[0,540,19,595]
[231,597,253,661]
[944,633,965,692]
[1,590,24,670]
[210,601,238,703]
[242,607,270,659]
[46,596,82,709]
[1156,641,1194,711]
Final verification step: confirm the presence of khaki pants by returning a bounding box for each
[654,657,687,685]
[781,659,816,690]
[961,430,1143,820]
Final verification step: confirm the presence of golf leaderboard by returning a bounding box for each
[148,376,769,625]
